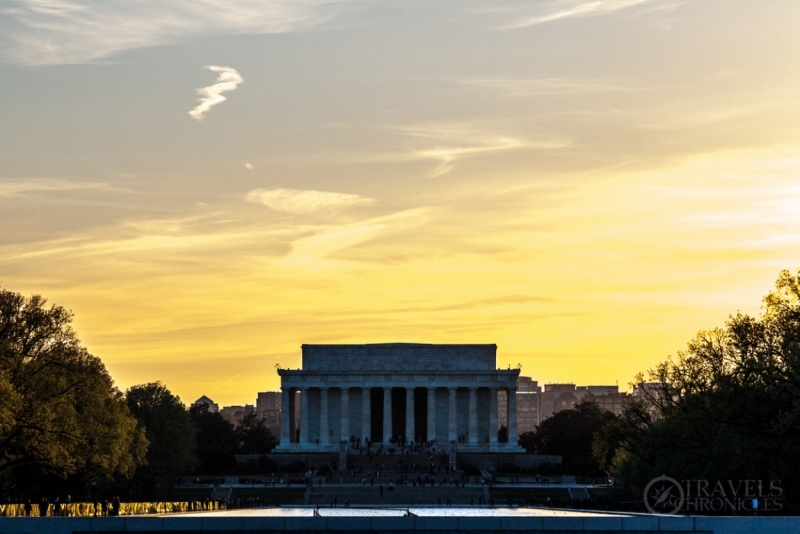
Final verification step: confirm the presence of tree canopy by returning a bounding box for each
[598,269,800,503]
[0,288,147,491]
[522,399,616,476]
[125,382,197,492]
[237,412,278,455]
[189,404,239,474]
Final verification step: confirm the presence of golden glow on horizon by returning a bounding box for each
[2,1,800,406]
[2,148,799,405]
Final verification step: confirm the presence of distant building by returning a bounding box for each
[578,386,628,416]
[257,391,282,411]
[220,404,255,425]
[260,408,282,435]
[498,377,542,435]
[539,383,629,420]
[191,395,219,413]
[632,382,665,399]
[256,391,283,435]
[517,376,538,392]
[540,384,577,420]
[631,382,668,419]
[553,391,579,413]
[516,377,542,434]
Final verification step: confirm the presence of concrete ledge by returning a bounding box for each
[281,516,326,530]
[500,515,543,530]
[458,516,502,530]
[659,516,695,531]
[542,516,584,530]
[582,516,624,531]
[0,517,41,534]
[327,516,371,530]
[239,516,286,531]
[0,511,799,533]
[161,516,202,531]
[414,516,459,530]
[372,516,415,530]
[88,517,127,531]
[621,515,660,530]
[202,516,244,530]
[122,516,165,531]
[694,516,797,534]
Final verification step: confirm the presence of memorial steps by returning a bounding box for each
[308,485,486,506]
[340,452,454,476]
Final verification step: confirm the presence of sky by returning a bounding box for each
[1,0,799,407]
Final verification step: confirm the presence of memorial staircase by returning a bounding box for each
[308,451,483,505]
[340,452,452,477]
[307,485,486,506]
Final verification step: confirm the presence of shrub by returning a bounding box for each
[498,462,520,473]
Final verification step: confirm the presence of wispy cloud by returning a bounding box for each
[456,77,642,97]
[0,179,120,197]
[286,208,426,263]
[246,188,376,215]
[1,0,355,65]
[189,66,243,121]
[495,0,652,29]
[386,124,570,178]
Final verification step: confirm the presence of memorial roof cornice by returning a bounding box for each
[277,369,520,376]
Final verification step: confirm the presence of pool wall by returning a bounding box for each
[0,514,797,533]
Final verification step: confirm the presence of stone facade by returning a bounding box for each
[275,343,524,453]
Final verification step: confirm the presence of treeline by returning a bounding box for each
[519,269,800,508]
[0,288,276,501]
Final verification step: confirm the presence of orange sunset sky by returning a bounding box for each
[1,1,799,406]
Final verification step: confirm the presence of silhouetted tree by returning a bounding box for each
[533,400,616,476]
[189,404,238,474]
[237,412,278,455]
[126,382,197,495]
[0,287,147,495]
[518,431,539,454]
[602,270,800,504]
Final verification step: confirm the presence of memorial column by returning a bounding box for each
[427,387,436,442]
[280,387,291,446]
[383,387,392,442]
[340,387,350,444]
[448,387,457,442]
[320,387,329,445]
[362,388,371,444]
[488,387,498,445]
[468,387,478,445]
[507,386,518,445]
[405,387,415,443]
[299,387,309,446]
[289,388,298,443]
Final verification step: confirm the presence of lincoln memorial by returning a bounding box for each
[275,343,525,453]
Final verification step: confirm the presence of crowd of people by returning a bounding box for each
[16,495,122,517]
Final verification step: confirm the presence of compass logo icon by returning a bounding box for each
[643,475,684,514]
